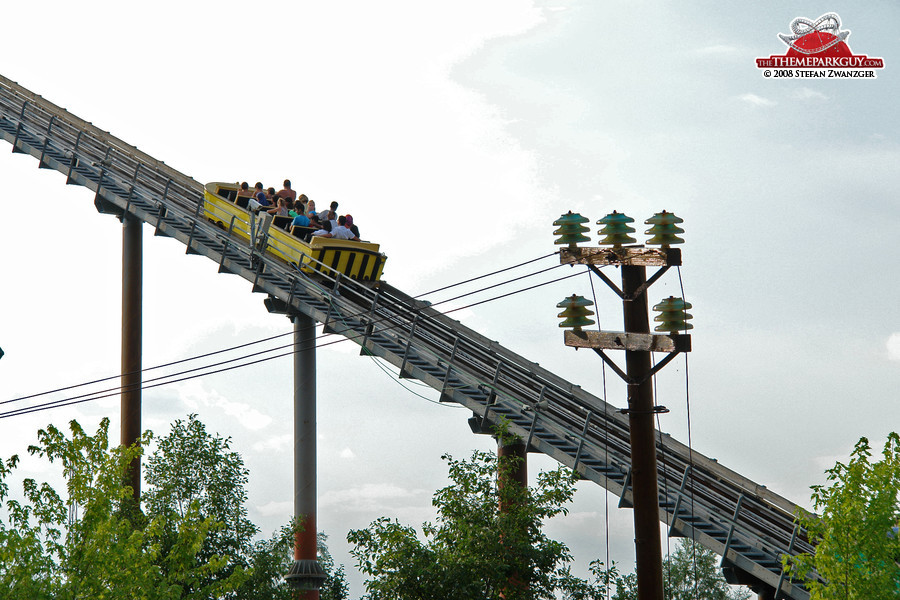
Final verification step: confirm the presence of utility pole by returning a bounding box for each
[621,263,664,598]
[554,210,692,600]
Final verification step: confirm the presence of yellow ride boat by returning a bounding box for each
[202,182,387,282]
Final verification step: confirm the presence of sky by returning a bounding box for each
[1,0,899,596]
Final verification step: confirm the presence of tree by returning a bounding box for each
[348,446,578,600]
[241,528,349,600]
[0,418,242,599]
[145,414,348,599]
[0,415,349,599]
[561,539,749,600]
[785,433,900,600]
[660,539,750,600]
[143,414,258,595]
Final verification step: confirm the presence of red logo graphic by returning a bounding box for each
[756,13,884,78]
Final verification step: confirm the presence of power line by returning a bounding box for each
[1,258,585,420]
[412,251,559,298]
[2,252,561,409]
[0,330,295,407]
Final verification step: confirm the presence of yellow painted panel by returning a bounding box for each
[203,182,387,282]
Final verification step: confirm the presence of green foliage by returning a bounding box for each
[785,433,900,600]
[661,539,750,600]
[0,418,243,600]
[143,414,258,595]
[240,525,348,600]
[556,560,634,600]
[317,532,351,600]
[0,413,352,599]
[348,446,579,600]
[560,539,748,600]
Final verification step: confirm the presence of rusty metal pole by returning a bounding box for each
[121,214,142,501]
[497,437,528,508]
[622,264,664,600]
[497,435,528,599]
[285,312,324,598]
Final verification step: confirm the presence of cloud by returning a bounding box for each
[738,93,777,107]
[319,483,430,513]
[790,87,828,101]
[563,510,600,522]
[888,332,900,361]
[253,434,292,453]
[255,500,293,518]
[340,447,356,459]
[174,380,273,431]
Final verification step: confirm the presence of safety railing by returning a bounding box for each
[0,73,813,599]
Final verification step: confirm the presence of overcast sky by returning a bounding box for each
[1,1,899,596]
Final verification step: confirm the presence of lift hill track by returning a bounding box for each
[0,74,813,599]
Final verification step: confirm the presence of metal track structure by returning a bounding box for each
[0,74,814,600]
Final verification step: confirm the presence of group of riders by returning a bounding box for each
[238,179,361,241]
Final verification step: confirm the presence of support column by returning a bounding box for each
[497,437,528,510]
[121,214,142,501]
[285,312,325,597]
[497,436,528,600]
[622,264,664,600]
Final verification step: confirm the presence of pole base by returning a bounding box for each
[284,559,326,590]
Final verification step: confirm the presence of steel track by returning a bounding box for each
[0,74,814,599]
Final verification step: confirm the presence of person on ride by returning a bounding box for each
[267,197,290,216]
[237,181,254,200]
[311,220,333,237]
[291,194,308,216]
[318,200,338,221]
[305,199,316,217]
[345,214,360,239]
[276,179,298,202]
[331,215,359,241]
[248,182,271,212]
[291,209,311,228]
[324,211,338,231]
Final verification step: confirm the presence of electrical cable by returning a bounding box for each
[1,330,295,406]
[411,251,559,298]
[675,264,699,597]
[426,263,566,309]
[653,355,673,571]
[2,252,563,409]
[365,353,466,409]
[588,266,613,599]
[439,269,581,314]
[0,261,585,419]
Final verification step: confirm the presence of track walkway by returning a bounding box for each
[0,74,812,599]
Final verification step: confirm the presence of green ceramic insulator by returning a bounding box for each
[557,294,595,331]
[553,211,591,247]
[652,296,693,332]
[596,211,636,246]
[644,210,684,247]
